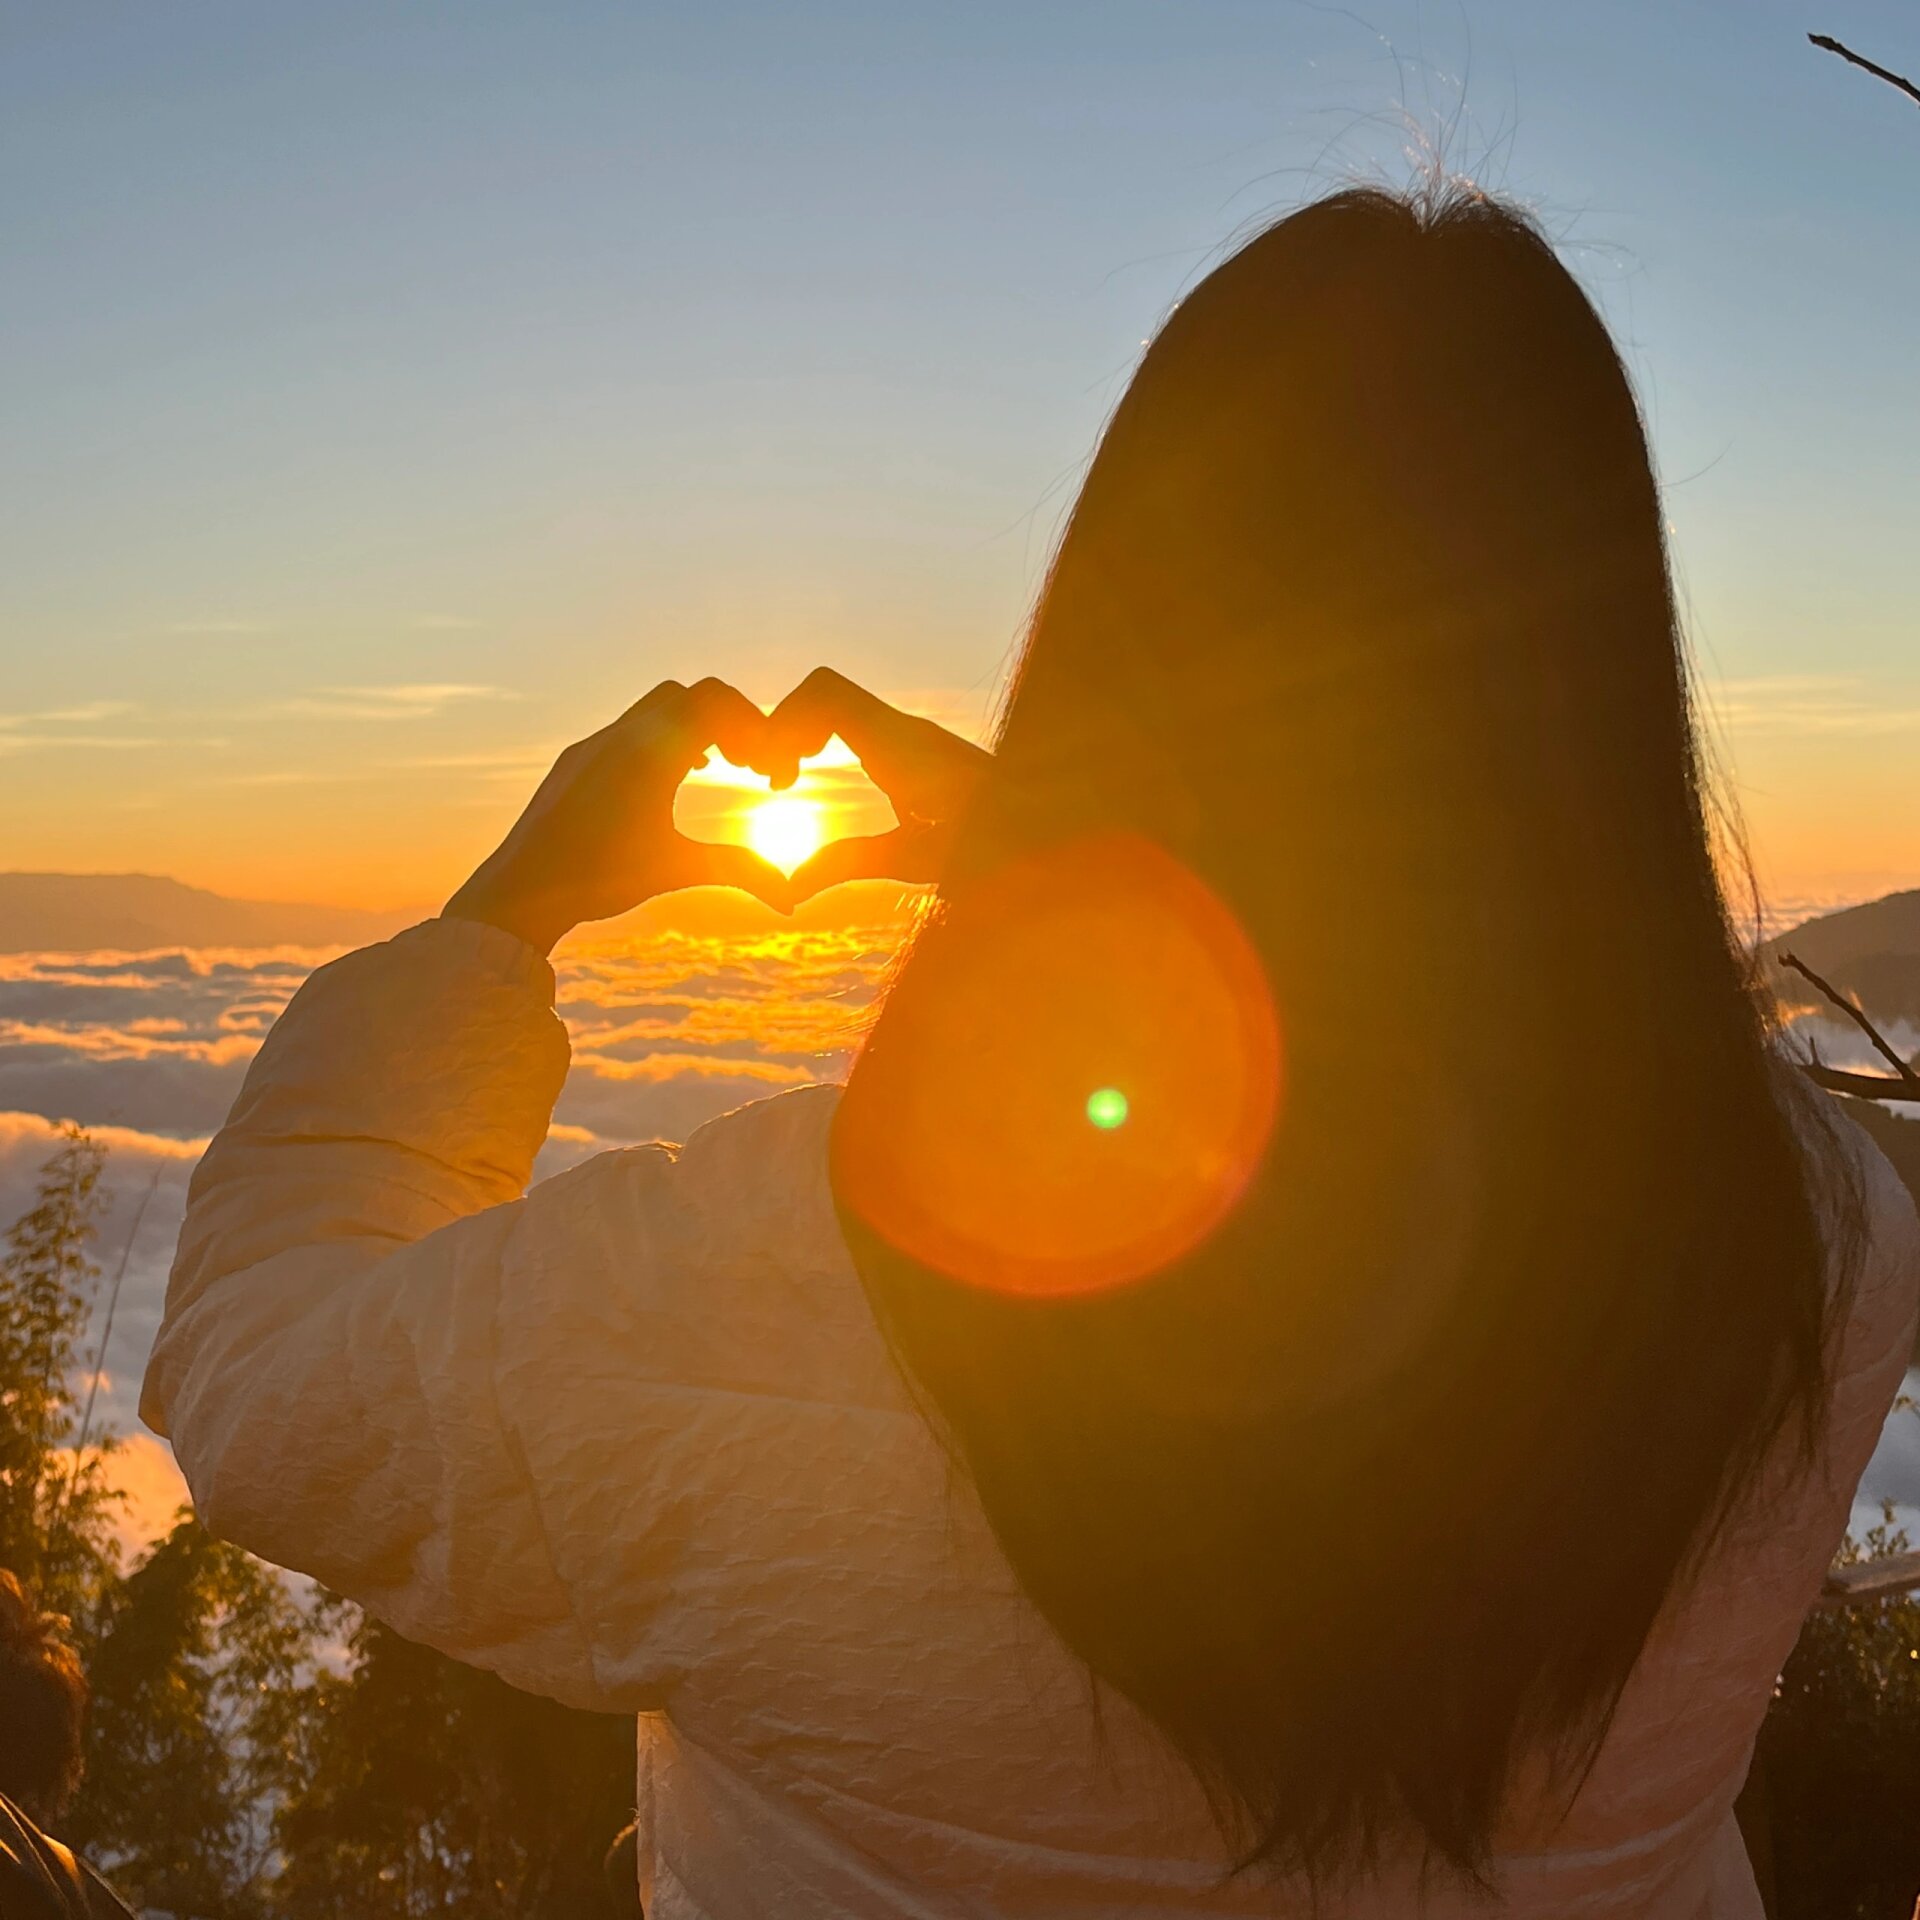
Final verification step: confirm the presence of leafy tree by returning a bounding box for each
[274,1609,637,1919]
[0,1133,321,1917]
[0,1130,637,1915]
[0,1126,121,1626]
[69,1515,317,1918]
[1757,1507,1920,1920]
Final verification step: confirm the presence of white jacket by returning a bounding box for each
[142,917,1920,1919]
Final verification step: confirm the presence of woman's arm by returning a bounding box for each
[140,917,624,1698]
[142,679,792,1706]
[140,670,985,1705]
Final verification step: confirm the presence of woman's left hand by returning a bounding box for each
[443,678,791,954]
[763,667,993,904]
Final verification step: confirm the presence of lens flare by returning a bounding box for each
[745,795,825,874]
[834,832,1283,1297]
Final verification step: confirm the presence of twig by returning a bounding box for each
[1809,32,1920,111]
[59,1168,162,1531]
[1819,1547,1920,1608]
[1799,1061,1920,1103]
[1779,950,1920,1088]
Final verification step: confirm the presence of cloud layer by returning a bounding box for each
[0,902,914,1553]
[5,899,1916,1561]
[0,1111,198,1551]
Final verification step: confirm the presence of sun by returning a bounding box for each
[744,794,825,874]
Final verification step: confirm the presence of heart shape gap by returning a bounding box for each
[673,734,897,877]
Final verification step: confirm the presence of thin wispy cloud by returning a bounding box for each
[201,768,377,788]
[887,685,999,741]
[1707,675,1920,737]
[0,701,138,728]
[392,746,561,775]
[0,701,225,758]
[0,738,161,757]
[278,683,519,721]
[0,700,157,755]
[159,615,481,641]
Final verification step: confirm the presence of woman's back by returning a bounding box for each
[143,922,1920,1915]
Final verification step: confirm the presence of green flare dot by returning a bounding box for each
[1085,1087,1129,1130]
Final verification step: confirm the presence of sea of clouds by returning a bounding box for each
[2,915,1916,1560]
[0,904,912,1549]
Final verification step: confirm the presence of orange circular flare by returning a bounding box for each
[834,831,1283,1297]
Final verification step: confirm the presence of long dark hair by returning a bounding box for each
[831,185,1848,1881]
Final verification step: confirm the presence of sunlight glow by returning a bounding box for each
[745,795,826,874]
[676,742,896,883]
[1086,1087,1129,1130]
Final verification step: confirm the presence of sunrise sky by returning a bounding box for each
[4,0,1917,913]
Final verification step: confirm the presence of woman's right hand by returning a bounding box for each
[765,667,992,904]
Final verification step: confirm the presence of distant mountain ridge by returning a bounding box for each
[0,870,920,954]
[19,869,1906,973]
[0,873,415,954]
[1764,889,1920,1027]
[1765,889,1920,976]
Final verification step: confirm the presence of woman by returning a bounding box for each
[143,185,1918,1917]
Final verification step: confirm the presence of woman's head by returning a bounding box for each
[0,1571,87,1828]
[834,184,1846,1881]
[966,185,1708,938]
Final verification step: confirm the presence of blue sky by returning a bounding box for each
[2,0,1915,906]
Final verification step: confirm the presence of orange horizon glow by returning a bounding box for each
[3,713,1905,924]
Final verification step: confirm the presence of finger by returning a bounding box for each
[674,837,795,914]
[556,680,686,764]
[616,680,686,726]
[624,677,770,775]
[784,827,943,906]
[763,666,915,791]
[677,677,774,772]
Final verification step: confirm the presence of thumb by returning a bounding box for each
[786,827,944,906]
[677,837,795,914]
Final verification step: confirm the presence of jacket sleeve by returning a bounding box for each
[140,916,650,1710]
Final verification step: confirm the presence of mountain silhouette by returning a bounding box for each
[1765,890,1920,1028]
[0,871,918,955]
[0,873,413,954]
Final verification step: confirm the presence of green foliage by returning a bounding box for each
[273,1611,637,1919]
[1758,1508,1920,1920]
[0,1129,637,1915]
[71,1515,316,1917]
[0,1126,121,1625]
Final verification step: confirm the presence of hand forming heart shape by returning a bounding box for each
[442,668,991,955]
[751,667,992,904]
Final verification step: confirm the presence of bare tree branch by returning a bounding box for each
[1779,950,1920,1089]
[54,1166,162,1543]
[1800,1061,1920,1102]
[1819,1547,1920,1608]
[1809,32,1920,111]
[72,1166,160,1465]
